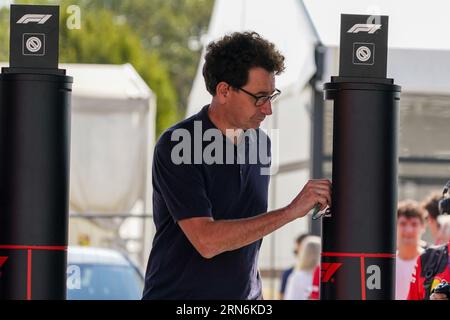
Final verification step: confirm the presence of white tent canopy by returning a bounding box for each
[66,63,156,267]
[0,62,156,216]
[64,63,155,217]
[66,63,152,101]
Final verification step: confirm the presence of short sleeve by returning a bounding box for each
[152,139,212,222]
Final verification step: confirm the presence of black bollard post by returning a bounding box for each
[320,14,400,300]
[0,4,72,300]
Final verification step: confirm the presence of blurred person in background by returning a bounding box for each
[422,192,445,245]
[279,233,310,300]
[407,215,450,300]
[436,215,450,244]
[284,236,321,300]
[395,200,427,300]
[407,181,450,300]
[308,265,320,300]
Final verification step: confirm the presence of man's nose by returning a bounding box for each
[404,225,415,233]
[260,101,273,116]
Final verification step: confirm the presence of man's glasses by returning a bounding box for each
[238,87,281,107]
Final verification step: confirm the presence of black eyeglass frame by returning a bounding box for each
[237,87,281,106]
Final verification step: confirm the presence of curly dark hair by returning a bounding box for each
[202,31,285,96]
[422,191,442,220]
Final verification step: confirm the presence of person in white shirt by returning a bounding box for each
[395,200,427,300]
[284,236,321,300]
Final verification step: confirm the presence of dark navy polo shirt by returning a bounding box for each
[143,105,271,300]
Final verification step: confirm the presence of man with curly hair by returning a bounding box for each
[143,32,331,300]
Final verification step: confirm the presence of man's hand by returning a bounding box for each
[430,292,449,300]
[178,179,331,259]
[287,179,332,218]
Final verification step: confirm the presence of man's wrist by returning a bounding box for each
[281,205,300,221]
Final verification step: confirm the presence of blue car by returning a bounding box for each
[67,246,144,300]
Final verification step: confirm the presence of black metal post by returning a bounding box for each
[320,14,400,300]
[0,4,72,300]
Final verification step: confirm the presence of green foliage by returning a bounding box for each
[58,5,180,134]
[0,8,9,61]
[80,0,214,114]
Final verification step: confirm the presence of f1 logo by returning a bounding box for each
[0,256,8,277]
[17,14,52,24]
[321,262,343,283]
[0,256,7,268]
[347,24,381,34]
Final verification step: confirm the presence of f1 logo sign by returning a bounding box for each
[17,14,52,24]
[321,262,343,283]
[347,24,381,34]
[0,256,8,277]
[0,256,7,268]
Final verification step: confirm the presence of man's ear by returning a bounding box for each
[216,82,229,103]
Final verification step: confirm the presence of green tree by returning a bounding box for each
[59,6,179,134]
[80,0,214,114]
[0,7,9,61]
